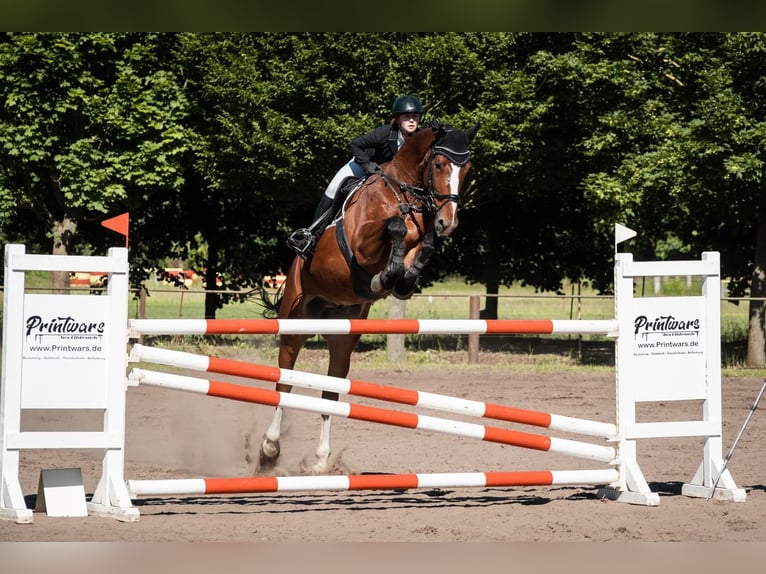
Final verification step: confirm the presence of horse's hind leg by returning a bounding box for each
[370,216,407,297]
[308,332,362,474]
[260,403,284,465]
[259,333,308,468]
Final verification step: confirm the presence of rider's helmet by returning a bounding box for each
[391,95,424,116]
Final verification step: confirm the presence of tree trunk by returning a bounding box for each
[747,219,766,367]
[51,217,77,293]
[204,243,220,319]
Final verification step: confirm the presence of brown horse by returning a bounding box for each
[260,121,479,473]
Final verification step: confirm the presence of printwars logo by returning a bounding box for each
[25,315,105,342]
[634,315,700,340]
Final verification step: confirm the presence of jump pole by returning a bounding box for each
[129,318,618,337]
[128,344,616,439]
[128,469,619,497]
[128,368,616,463]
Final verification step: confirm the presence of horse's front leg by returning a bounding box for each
[260,390,286,465]
[370,216,406,297]
[394,231,435,299]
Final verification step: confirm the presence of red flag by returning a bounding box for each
[101,212,129,248]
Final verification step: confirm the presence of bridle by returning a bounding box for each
[376,142,470,218]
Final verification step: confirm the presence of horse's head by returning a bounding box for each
[427,121,479,236]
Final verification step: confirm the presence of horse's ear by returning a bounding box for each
[465,121,480,144]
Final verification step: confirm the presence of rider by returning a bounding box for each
[286,94,425,257]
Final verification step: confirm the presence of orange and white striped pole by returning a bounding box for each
[129,318,618,337]
[128,368,616,463]
[128,468,619,497]
[129,345,616,439]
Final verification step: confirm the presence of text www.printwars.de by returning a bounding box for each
[27,343,103,353]
[633,315,701,350]
[635,339,699,350]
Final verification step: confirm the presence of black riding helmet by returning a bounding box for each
[392,95,424,116]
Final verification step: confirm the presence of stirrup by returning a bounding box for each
[286,228,315,257]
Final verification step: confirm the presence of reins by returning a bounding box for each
[377,147,463,218]
[377,172,427,216]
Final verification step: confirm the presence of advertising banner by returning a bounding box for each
[629,296,706,402]
[21,294,110,409]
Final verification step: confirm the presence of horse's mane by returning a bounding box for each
[389,126,435,169]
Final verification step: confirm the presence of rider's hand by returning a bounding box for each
[363,162,381,175]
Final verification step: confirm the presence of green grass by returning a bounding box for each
[128,275,616,321]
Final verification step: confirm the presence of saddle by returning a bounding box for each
[332,177,379,300]
[329,176,365,224]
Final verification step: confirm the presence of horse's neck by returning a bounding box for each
[389,151,427,184]
[387,162,422,184]
[388,131,433,183]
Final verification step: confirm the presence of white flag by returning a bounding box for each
[614,223,637,245]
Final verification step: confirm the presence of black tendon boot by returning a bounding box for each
[286,194,336,258]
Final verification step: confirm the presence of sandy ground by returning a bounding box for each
[1,344,765,549]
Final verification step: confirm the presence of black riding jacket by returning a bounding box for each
[350,123,408,166]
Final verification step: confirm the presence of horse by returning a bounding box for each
[259,120,479,474]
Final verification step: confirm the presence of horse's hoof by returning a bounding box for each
[299,456,330,475]
[310,457,331,475]
[259,436,280,465]
[370,274,392,298]
[393,289,415,300]
[259,451,278,467]
[303,462,330,475]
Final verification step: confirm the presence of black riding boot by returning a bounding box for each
[286,194,336,257]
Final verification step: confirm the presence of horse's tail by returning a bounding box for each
[256,284,283,318]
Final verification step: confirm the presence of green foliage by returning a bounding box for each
[0,32,190,259]
[4,32,766,342]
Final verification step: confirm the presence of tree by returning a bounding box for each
[529,33,766,365]
[170,33,408,317]
[664,33,766,366]
[6,31,766,366]
[431,33,600,318]
[170,33,468,317]
[0,32,190,289]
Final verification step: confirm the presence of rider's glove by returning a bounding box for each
[363,162,381,176]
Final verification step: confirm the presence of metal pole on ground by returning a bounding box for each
[708,380,766,500]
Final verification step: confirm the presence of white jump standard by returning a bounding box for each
[0,244,138,523]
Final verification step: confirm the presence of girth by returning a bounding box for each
[335,219,377,300]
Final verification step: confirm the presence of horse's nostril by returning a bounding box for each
[436,216,458,236]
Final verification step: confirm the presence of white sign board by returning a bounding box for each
[35,468,88,517]
[628,296,706,402]
[21,294,110,409]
